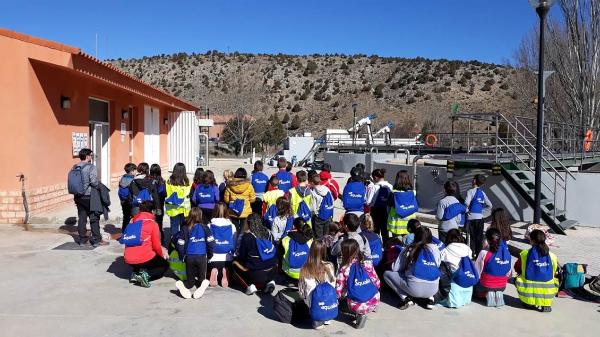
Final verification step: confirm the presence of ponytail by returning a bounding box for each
[406,226,433,265]
[485,227,502,253]
[529,229,549,256]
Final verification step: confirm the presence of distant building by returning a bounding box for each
[0,28,200,224]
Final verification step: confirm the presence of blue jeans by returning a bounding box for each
[169,214,186,238]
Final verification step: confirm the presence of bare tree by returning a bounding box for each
[222,112,258,156]
[515,0,600,131]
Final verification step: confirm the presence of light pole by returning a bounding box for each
[529,0,556,224]
[352,103,358,147]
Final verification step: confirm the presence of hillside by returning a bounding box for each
[110,52,529,137]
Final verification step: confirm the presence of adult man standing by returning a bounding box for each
[70,148,107,247]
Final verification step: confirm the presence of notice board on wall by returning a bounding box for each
[72,132,89,156]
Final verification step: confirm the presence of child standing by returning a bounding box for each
[336,239,380,329]
[289,170,312,224]
[342,167,367,217]
[250,160,269,215]
[388,170,418,238]
[319,163,340,200]
[118,163,137,231]
[208,202,237,288]
[310,173,335,239]
[299,240,337,330]
[464,174,493,256]
[165,163,192,240]
[174,207,214,299]
[149,164,166,242]
[367,169,393,241]
[262,176,284,216]
[436,180,466,243]
[192,170,220,224]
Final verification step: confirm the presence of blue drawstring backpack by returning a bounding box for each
[310,282,339,321]
[263,204,278,228]
[347,262,378,302]
[362,232,383,267]
[442,202,466,225]
[118,186,130,201]
[193,184,216,205]
[119,220,144,246]
[210,225,234,254]
[251,172,269,194]
[562,263,586,289]
[296,200,312,222]
[373,185,392,209]
[156,183,166,199]
[165,192,185,206]
[394,190,418,218]
[275,171,293,193]
[256,236,276,261]
[412,247,440,281]
[453,256,479,288]
[483,240,511,276]
[469,188,486,214]
[186,224,208,256]
[229,199,245,217]
[287,239,309,269]
[525,246,554,282]
[133,188,153,207]
[342,182,366,212]
[283,217,294,237]
[431,236,446,250]
[317,192,334,220]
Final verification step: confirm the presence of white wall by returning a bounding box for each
[168,111,198,173]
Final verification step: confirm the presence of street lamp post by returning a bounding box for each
[352,103,358,147]
[529,0,555,224]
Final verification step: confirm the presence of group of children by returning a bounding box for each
[118,158,561,330]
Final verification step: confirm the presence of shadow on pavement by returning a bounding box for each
[107,256,132,280]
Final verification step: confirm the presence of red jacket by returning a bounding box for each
[124,212,163,265]
[319,171,340,200]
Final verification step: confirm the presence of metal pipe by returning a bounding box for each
[199,133,209,167]
[411,154,431,190]
[394,148,410,165]
[18,174,29,224]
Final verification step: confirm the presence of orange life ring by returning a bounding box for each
[425,134,438,147]
[584,129,593,152]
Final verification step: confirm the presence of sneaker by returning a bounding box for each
[129,273,137,284]
[264,281,276,294]
[323,320,332,325]
[425,297,435,310]
[313,322,325,330]
[486,291,498,307]
[245,284,257,295]
[133,271,151,288]
[540,306,552,313]
[355,314,367,329]
[193,279,210,299]
[175,280,192,299]
[495,291,505,307]
[221,268,229,288]
[209,269,218,287]
[398,297,414,310]
[91,240,109,247]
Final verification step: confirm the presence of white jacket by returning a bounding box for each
[367,180,393,207]
[440,242,472,273]
[298,262,336,308]
[208,217,237,263]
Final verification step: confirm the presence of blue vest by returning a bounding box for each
[256,237,276,261]
[119,220,144,247]
[287,238,310,269]
[373,185,392,209]
[411,247,440,281]
[194,184,216,205]
[310,282,339,321]
[469,188,486,214]
[343,182,366,212]
[483,241,512,276]
[251,172,269,194]
[362,231,383,267]
[393,190,418,218]
[453,256,479,288]
[347,262,378,302]
[276,171,293,193]
[186,224,208,256]
[317,191,334,220]
[525,246,554,282]
[210,224,234,254]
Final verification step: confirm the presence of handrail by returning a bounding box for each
[394,149,410,164]
[496,137,552,192]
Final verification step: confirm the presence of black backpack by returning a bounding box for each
[67,163,89,196]
[273,287,308,324]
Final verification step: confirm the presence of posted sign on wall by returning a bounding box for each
[72,132,89,156]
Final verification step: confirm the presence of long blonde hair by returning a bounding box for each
[300,240,333,283]
[223,169,234,182]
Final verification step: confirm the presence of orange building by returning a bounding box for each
[0,29,200,224]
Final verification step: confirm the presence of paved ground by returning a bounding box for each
[3,159,599,336]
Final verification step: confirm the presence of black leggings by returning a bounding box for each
[467,219,485,256]
[129,254,169,280]
[184,255,208,288]
[371,207,389,242]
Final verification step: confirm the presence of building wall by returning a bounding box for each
[0,34,184,223]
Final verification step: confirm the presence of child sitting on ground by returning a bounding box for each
[270,197,294,243]
[174,207,214,299]
[331,213,371,260]
[359,214,383,269]
[208,202,236,288]
[474,228,511,307]
[439,229,475,308]
[336,239,380,329]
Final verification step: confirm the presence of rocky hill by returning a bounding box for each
[110,52,529,137]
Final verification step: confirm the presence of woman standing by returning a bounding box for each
[165,163,192,239]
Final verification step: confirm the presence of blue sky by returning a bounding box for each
[0,0,552,64]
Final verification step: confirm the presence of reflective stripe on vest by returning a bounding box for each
[281,236,312,279]
[387,207,416,235]
[290,188,312,226]
[515,249,558,307]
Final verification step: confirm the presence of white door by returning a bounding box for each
[168,111,199,173]
[89,98,110,185]
[144,105,160,164]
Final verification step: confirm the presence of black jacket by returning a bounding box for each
[128,175,161,214]
[238,233,278,271]
[90,182,110,220]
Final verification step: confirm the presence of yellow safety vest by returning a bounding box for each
[263,190,285,209]
[168,248,187,281]
[289,187,312,227]
[515,249,559,307]
[281,236,312,280]
[165,183,192,217]
[387,190,417,235]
